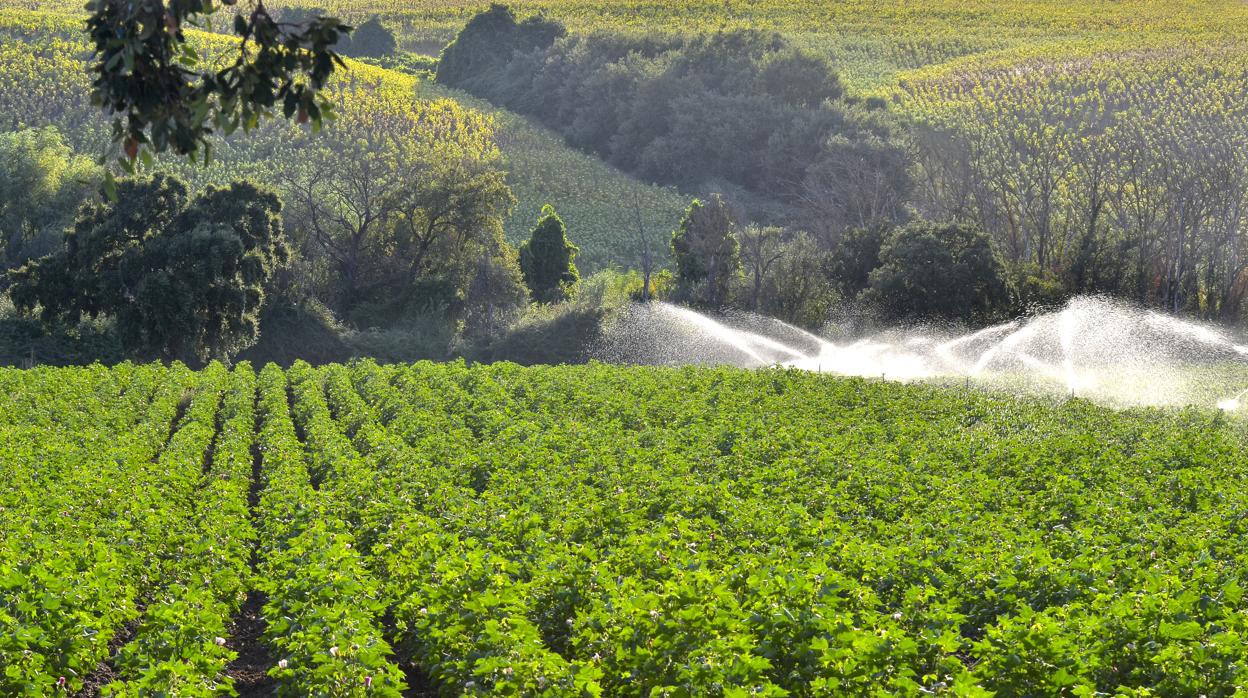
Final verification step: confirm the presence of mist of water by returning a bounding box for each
[597,296,1248,410]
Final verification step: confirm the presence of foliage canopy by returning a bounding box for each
[85,0,351,166]
[519,204,580,303]
[11,174,288,362]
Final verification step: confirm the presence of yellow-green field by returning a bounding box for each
[11,0,1245,91]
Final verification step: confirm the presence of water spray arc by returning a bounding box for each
[599,296,1248,410]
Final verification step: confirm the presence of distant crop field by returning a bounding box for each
[3,360,1247,694]
[9,0,1247,89]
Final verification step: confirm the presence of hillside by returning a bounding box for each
[4,360,1247,694]
[22,0,1241,91]
[6,1,1244,275]
[0,10,686,273]
[12,1,1248,90]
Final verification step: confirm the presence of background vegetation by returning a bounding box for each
[0,10,686,274]
[1,0,1246,366]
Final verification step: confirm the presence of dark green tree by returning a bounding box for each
[341,16,397,58]
[757,48,843,108]
[828,225,888,299]
[436,4,565,89]
[11,175,288,362]
[863,222,1010,322]
[519,205,580,303]
[85,0,351,167]
[670,194,741,308]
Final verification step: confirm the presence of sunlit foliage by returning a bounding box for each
[0,10,687,274]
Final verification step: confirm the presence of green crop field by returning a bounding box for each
[3,361,1247,695]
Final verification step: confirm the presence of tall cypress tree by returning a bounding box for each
[519,205,580,303]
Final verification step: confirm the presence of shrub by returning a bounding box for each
[863,222,1010,322]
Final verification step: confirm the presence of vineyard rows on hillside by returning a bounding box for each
[3,361,1247,695]
[11,0,1245,91]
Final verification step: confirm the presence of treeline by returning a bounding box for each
[435,5,911,243]
[907,53,1248,321]
[0,123,590,366]
[0,122,1004,369]
[663,194,1011,328]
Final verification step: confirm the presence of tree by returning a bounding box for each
[828,225,887,299]
[281,106,514,313]
[738,224,785,311]
[757,48,843,108]
[519,205,580,303]
[627,189,662,301]
[762,233,838,329]
[799,132,913,246]
[85,0,351,166]
[0,128,100,272]
[863,222,1009,322]
[461,247,529,343]
[436,4,565,89]
[10,175,288,362]
[670,194,741,309]
[342,16,397,58]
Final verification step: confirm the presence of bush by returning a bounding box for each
[236,294,353,367]
[863,222,1010,322]
[467,270,636,364]
[760,233,839,329]
[1011,263,1070,315]
[0,293,121,367]
[828,225,888,298]
[341,16,397,58]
